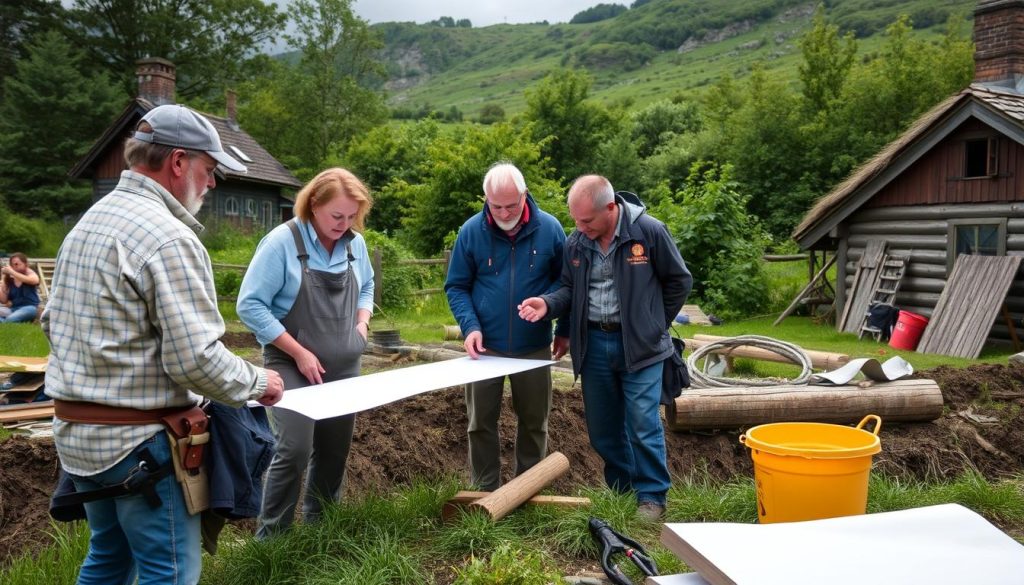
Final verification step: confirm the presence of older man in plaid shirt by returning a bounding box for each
[43,104,284,585]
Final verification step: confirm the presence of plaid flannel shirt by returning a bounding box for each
[43,171,267,475]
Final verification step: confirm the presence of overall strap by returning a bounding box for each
[346,241,355,262]
[286,219,310,272]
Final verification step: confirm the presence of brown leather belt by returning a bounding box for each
[54,399,210,473]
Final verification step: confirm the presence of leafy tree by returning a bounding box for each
[631,98,702,158]
[65,0,286,99]
[798,5,856,114]
[401,123,558,255]
[477,104,506,125]
[652,163,770,318]
[0,0,64,98]
[0,30,122,217]
[342,121,441,235]
[283,0,388,172]
[570,3,628,25]
[523,69,614,181]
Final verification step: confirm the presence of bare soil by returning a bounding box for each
[2,341,1023,565]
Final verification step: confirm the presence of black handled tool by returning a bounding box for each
[588,517,658,585]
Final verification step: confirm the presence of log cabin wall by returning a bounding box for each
[838,203,1024,343]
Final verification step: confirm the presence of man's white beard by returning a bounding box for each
[494,209,523,231]
[182,168,206,216]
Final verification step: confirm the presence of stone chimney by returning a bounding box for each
[135,57,176,105]
[974,0,1024,91]
[225,89,240,130]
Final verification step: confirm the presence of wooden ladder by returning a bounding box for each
[859,254,908,340]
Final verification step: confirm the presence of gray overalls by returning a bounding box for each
[256,220,366,538]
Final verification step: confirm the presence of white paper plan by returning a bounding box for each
[262,356,554,420]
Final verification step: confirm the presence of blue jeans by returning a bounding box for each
[70,433,200,585]
[580,328,671,506]
[0,304,37,323]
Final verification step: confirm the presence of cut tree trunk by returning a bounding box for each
[665,379,943,431]
[468,451,570,521]
[689,335,850,371]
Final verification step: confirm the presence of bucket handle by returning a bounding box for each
[738,433,748,446]
[856,414,883,436]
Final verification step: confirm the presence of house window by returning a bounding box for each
[224,196,239,216]
[245,199,257,217]
[947,218,1007,270]
[963,137,998,178]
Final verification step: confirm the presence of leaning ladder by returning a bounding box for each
[858,254,908,340]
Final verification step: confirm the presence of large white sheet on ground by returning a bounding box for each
[660,503,1024,585]
[267,356,554,420]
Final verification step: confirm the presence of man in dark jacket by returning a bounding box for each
[518,175,692,520]
[445,162,569,491]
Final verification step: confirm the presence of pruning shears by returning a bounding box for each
[588,517,658,585]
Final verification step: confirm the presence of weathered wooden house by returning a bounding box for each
[70,58,302,232]
[793,0,1024,344]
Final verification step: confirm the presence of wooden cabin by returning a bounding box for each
[70,58,302,233]
[793,0,1024,345]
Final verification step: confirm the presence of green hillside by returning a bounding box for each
[373,0,974,117]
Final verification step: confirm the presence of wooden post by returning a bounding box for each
[773,255,837,326]
[468,451,570,521]
[443,249,452,275]
[689,335,850,370]
[373,247,383,309]
[442,490,590,521]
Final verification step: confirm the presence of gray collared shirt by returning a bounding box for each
[580,205,625,324]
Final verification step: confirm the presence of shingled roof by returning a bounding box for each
[70,97,301,190]
[792,83,1024,250]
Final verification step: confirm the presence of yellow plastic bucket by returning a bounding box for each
[739,415,882,524]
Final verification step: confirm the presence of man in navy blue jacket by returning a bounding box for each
[445,162,569,491]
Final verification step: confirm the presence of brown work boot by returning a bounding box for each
[636,502,665,522]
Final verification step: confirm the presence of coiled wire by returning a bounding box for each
[686,334,813,388]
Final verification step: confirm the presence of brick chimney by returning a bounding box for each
[135,57,176,105]
[974,0,1024,90]
[225,89,240,130]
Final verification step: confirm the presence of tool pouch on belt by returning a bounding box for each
[161,406,211,516]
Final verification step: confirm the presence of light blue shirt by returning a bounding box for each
[237,219,375,346]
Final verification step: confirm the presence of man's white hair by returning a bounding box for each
[482,162,527,197]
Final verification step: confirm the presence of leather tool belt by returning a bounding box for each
[54,399,210,474]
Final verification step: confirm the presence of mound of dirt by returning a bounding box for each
[2,358,1023,565]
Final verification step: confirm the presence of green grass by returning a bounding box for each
[4,470,1021,584]
[0,323,49,357]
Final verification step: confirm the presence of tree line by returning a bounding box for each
[0,2,973,318]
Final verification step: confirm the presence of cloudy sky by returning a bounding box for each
[352,0,603,27]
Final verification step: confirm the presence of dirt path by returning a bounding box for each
[2,352,1023,564]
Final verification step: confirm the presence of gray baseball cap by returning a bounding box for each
[134,104,247,172]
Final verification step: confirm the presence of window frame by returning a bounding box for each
[946,217,1007,272]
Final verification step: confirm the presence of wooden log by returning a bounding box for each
[665,379,943,431]
[468,451,570,521]
[689,335,850,370]
[442,490,590,521]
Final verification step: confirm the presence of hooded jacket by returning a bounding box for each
[445,194,569,354]
[541,192,692,375]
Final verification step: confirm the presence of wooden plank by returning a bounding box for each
[773,255,836,326]
[841,240,887,334]
[838,264,864,330]
[917,255,1022,358]
[665,379,943,431]
[687,336,849,370]
[679,305,712,326]
[442,490,591,521]
[0,356,48,372]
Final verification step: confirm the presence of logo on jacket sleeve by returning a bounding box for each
[628,243,649,265]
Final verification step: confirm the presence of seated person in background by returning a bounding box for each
[0,253,41,323]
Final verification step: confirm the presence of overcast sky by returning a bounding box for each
[351,0,603,27]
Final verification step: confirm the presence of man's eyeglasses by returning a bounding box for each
[489,191,527,213]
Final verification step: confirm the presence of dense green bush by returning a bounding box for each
[214,270,243,300]
[363,229,431,310]
[0,210,45,254]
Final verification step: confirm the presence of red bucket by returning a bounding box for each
[889,310,929,351]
